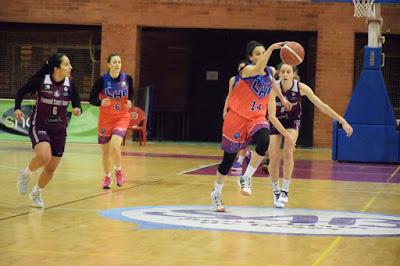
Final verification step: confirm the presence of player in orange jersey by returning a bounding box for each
[225,62,292,173]
[223,61,252,173]
[211,41,295,212]
[89,53,134,189]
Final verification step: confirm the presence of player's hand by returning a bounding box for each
[125,100,132,109]
[14,109,24,121]
[72,107,81,116]
[341,120,353,137]
[269,41,287,50]
[283,132,295,148]
[101,98,111,107]
[281,98,292,111]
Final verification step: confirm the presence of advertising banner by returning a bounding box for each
[0,99,98,143]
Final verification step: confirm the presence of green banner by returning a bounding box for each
[0,99,99,143]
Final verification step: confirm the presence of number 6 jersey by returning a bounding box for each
[14,74,81,130]
[89,72,134,117]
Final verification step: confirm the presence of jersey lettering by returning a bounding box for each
[251,78,272,98]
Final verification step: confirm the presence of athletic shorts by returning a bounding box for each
[221,111,269,153]
[270,119,301,135]
[29,125,67,157]
[98,113,130,144]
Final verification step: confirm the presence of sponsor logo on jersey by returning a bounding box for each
[251,77,272,98]
[105,88,128,99]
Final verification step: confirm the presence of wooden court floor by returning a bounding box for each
[0,141,399,266]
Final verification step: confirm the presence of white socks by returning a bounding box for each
[282,178,291,192]
[243,165,257,180]
[272,180,280,192]
[24,167,32,175]
[237,151,251,164]
[32,185,42,193]
[214,182,224,194]
[236,156,245,164]
[114,166,122,171]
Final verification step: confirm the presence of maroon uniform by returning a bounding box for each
[270,80,302,135]
[15,74,81,156]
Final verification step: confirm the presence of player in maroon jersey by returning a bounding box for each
[268,63,353,208]
[15,53,82,208]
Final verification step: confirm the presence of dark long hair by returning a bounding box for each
[30,53,66,80]
[246,40,264,59]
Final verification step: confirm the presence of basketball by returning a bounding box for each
[280,41,305,66]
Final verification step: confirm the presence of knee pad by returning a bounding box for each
[253,128,270,156]
[217,152,237,175]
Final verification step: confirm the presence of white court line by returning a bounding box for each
[386,165,400,183]
[177,163,219,175]
[0,165,18,170]
[49,207,101,212]
[0,164,95,178]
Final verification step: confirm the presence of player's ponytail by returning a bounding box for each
[29,53,66,81]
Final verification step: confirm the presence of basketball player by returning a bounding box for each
[15,53,82,208]
[89,53,134,189]
[211,40,295,212]
[268,63,353,208]
[227,63,292,173]
[223,61,251,172]
[223,61,246,120]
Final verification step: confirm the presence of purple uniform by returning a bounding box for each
[15,74,81,156]
[270,80,302,135]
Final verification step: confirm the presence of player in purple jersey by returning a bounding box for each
[14,53,82,208]
[267,63,353,208]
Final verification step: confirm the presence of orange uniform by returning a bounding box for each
[221,67,273,153]
[89,72,134,144]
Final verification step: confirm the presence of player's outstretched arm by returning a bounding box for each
[299,82,353,137]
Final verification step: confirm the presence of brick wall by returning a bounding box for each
[1,0,400,147]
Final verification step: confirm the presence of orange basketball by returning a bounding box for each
[280,41,305,66]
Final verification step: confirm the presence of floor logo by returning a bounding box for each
[100,206,400,237]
